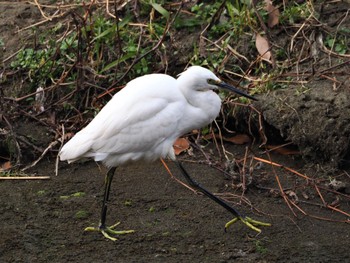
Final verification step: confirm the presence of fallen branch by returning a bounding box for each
[253,155,350,221]
[22,140,59,171]
[0,176,50,180]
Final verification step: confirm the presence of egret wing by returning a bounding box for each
[60,74,186,165]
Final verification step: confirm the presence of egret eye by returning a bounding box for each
[207,79,218,85]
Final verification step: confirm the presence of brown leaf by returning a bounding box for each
[266,145,300,155]
[255,33,272,62]
[301,191,309,200]
[264,0,280,28]
[223,134,251,145]
[0,161,12,171]
[173,137,190,155]
[202,133,214,140]
[64,132,75,140]
[286,190,299,202]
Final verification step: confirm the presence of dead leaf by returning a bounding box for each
[0,161,12,171]
[328,179,346,191]
[49,111,56,125]
[286,190,299,203]
[173,137,190,155]
[264,0,280,28]
[330,196,340,207]
[34,86,45,113]
[64,132,75,140]
[301,191,309,200]
[255,33,272,62]
[223,134,251,145]
[58,132,75,143]
[201,133,251,145]
[266,145,300,155]
[202,133,214,140]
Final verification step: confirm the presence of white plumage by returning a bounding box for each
[59,66,267,241]
[59,66,222,166]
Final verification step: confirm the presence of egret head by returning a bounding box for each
[178,66,257,101]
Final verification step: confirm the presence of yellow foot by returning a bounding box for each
[85,222,135,241]
[225,216,271,233]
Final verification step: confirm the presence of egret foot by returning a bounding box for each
[225,216,271,233]
[85,222,135,241]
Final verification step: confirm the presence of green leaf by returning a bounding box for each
[150,3,169,19]
[91,26,115,43]
[100,60,120,73]
[100,52,135,73]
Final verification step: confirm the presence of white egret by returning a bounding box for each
[59,66,270,241]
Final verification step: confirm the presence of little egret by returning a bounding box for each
[59,66,270,241]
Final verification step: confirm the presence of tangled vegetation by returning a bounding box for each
[0,0,348,166]
[0,0,349,231]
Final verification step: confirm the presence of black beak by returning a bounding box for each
[217,82,257,101]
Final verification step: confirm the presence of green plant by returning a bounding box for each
[37,190,46,196]
[325,35,348,54]
[255,240,268,254]
[189,1,256,72]
[124,199,133,206]
[75,210,89,219]
[191,2,222,23]
[60,191,86,200]
[11,48,55,80]
[280,2,311,24]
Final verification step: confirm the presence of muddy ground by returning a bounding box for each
[1,1,350,263]
[0,146,349,263]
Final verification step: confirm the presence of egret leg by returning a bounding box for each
[174,161,270,233]
[84,167,134,241]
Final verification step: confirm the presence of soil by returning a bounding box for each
[1,1,350,263]
[0,150,349,263]
[255,79,350,168]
